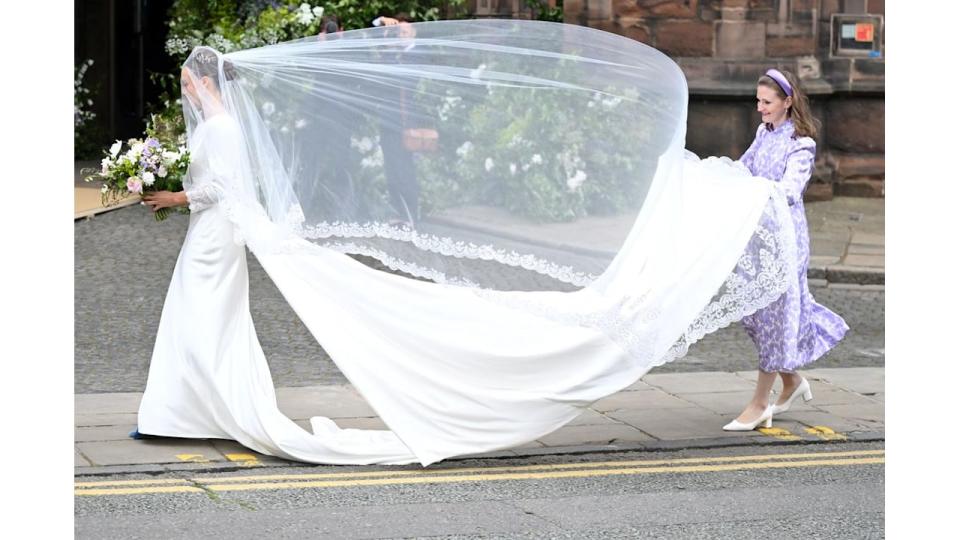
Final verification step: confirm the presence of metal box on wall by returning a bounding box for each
[830,14,884,58]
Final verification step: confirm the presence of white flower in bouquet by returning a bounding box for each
[531,153,543,165]
[142,171,156,187]
[109,140,122,158]
[157,165,168,178]
[484,157,494,172]
[100,157,112,174]
[100,184,109,194]
[162,150,181,164]
[566,170,587,192]
[312,6,324,18]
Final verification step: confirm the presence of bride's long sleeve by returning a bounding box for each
[185,181,225,213]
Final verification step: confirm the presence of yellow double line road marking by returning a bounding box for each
[75,449,883,497]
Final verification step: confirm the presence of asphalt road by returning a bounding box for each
[75,441,884,539]
[75,206,884,394]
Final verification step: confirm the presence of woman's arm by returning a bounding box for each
[737,124,765,171]
[779,138,816,206]
[142,190,188,212]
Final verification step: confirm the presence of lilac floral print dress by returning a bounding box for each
[738,119,849,372]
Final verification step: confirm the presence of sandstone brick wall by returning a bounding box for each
[565,0,885,199]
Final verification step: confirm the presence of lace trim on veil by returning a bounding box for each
[293,220,598,287]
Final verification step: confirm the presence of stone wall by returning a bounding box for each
[565,0,885,199]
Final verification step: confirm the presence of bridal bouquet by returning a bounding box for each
[85,136,191,221]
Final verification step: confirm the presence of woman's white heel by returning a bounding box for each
[722,405,774,431]
[771,377,813,415]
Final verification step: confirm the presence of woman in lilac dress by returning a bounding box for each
[723,69,850,431]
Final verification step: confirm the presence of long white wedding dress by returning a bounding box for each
[137,23,800,466]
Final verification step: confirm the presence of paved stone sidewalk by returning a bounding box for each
[75,367,883,474]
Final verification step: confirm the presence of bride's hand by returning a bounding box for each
[142,191,187,212]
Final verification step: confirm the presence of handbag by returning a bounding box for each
[402,128,439,152]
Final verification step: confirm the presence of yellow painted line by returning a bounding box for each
[225,453,261,466]
[76,449,884,489]
[804,426,847,441]
[75,456,883,496]
[757,427,802,441]
[74,478,191,488]
[176,454,209,463]
[188,449,885,485]
[77,485,206,496]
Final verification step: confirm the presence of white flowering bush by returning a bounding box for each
[75,58,105,158]
[75,59,96,128]
[413,63,660,222]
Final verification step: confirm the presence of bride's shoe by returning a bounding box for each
[722,405,773,431]
[771,377,813,415]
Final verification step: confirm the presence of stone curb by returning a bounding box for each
[74,431,884,478]
[808,265,884,285]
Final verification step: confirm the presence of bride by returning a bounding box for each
[138,20,803,466]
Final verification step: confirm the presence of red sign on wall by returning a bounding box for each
[855,23,874,42]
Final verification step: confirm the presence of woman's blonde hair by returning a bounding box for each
[758,69,819,139]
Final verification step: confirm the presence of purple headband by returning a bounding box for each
[765,68,793,97]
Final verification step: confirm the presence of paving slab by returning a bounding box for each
[843,254,884,267]
[622,379,657,391]
[814,403,885,424]
[567,408,621,426]
[642,371,758,394]
[672,390,806,415]
[333,417,389,430]
[75,447,91,468]
[276,385,378,419]
[77,438,223,466]
[75,424,137,443]
[75,412,139,427]
[606,407,763,440]
[537,424,655,447]
[804,388,881,407]
[591,389,696,412]
[847,244,884,255]
[850,231,884,245]
[804,367,885,394]
[75,392,142,415]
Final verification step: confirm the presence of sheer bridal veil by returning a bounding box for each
[177,19,797,464]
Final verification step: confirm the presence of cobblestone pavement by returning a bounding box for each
[75,206,884,394]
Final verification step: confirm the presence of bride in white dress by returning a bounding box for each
[138,21,799,466]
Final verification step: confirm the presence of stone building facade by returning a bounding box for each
[565,0,885,199]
